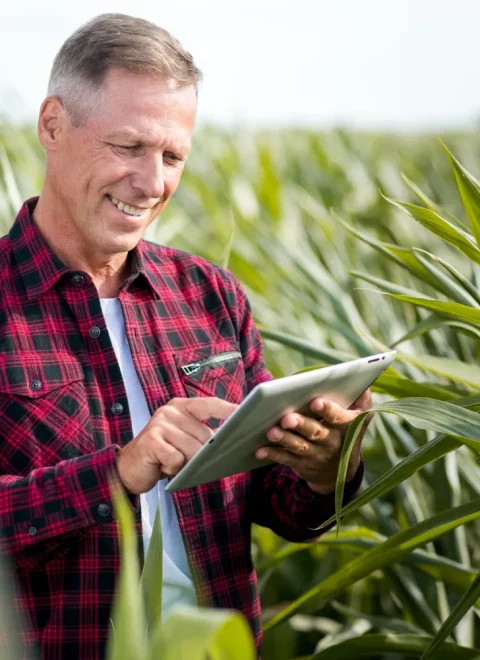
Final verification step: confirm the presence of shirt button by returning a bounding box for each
[30,379,43,391]
[28,526,38,536]
[72,274,84,286]
[98,503,110,517]
[111,403,124,415]
[89,326,101,339]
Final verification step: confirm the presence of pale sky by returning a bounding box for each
[1,0,480,129]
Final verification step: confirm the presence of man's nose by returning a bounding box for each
[131,153,165,201]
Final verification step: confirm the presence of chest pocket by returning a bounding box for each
[175,342,247,426]
[0,358,93,475]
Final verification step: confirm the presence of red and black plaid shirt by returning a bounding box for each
[0,198,363,659]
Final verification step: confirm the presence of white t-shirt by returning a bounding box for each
[99,297,196,619]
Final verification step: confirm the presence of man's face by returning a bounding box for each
[47,69,197,257]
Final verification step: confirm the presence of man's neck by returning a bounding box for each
[33,192,129,298]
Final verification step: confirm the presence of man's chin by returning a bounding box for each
[99,231,144,256]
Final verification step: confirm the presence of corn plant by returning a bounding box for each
[4,120,480,658]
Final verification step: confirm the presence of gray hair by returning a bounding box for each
[47,13,202,126]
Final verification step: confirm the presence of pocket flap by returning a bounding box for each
[0,356,84,398]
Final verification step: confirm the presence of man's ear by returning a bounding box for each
[37,97,68,151]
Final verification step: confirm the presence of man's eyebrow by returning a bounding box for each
[104,131,143,143]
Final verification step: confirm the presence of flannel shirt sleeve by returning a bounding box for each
[0,445,130,558]
[233,278,364,542]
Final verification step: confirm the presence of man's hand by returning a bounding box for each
[116,397,237,494]
[255,389,373,495]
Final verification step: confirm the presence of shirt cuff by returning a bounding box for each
[295,457,365,507]
[61,445,139,526]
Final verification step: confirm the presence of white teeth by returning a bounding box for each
[109,195,145,217]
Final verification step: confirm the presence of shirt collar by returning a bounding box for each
[9,197,162,301]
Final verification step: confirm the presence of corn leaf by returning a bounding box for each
[263,497,480,630]
[388,294,480,327]
[396,353,480,390]
[413,249,480,305]
[335,412,370,531]
[443,142,480,248]
[259,527,480,601]
[106,486,147,660]
[149,607,256,660]
[412,249,480,307]
[372,371,456,401]
[141,506,163,632]
[401,172,464,228]
[392,315,480,347]
[338,216,440,288]
[421,573,480,659]
[331,396,480,537]
[257,326,354,363]
[384,196,480,264]
[306,633,480,659]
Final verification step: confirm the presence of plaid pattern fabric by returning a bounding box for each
[0,198,363,659]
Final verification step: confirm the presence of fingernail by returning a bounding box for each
[269,428,283,441]
[257,449,268,459]
[287,416,298,429]
[311,400,324,412]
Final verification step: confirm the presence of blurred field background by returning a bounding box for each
[3,122,480,659]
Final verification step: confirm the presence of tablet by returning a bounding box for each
[165,350,397,492]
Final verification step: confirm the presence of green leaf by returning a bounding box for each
[106,485,147,660]
[263,497,480,630]
[443,142,480,248]
[420,572,480,659]
[414,249,480,305]
[141,506,163,631]
[349,270,433,299]
[384,196,480,264]
[260,526,480,601]
[331,600,425,634]
[314,395,480,533]
[318,531,480,600]
[335,412,370,531]
[412,249,480,307]
[306,633,480,658]
[375,398,480,448]
[372,371,457,401]
[396,353,480,390]
[149,607,256,660]
[257,326,354,364]
[392,314,480,347]
[385,245,444,288]
[337,215,440,288]
[0,553,29,660]
[401,172,464,228]
[388,294,480,328]
[385,565,440,635]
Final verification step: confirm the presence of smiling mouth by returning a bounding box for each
[107,194,151,217]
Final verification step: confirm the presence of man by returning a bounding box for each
[0,13,369,659]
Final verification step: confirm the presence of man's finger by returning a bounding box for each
[266,427,316,455]
[310,398,359,427]
[256,446,302,469]
[278,413,330,443]
[350,388,372,411]
[178,397,238,421]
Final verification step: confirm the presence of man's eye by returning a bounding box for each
[165,153,182,163]
[113,144,141,154]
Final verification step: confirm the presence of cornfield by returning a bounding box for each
[3,120,480,659]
